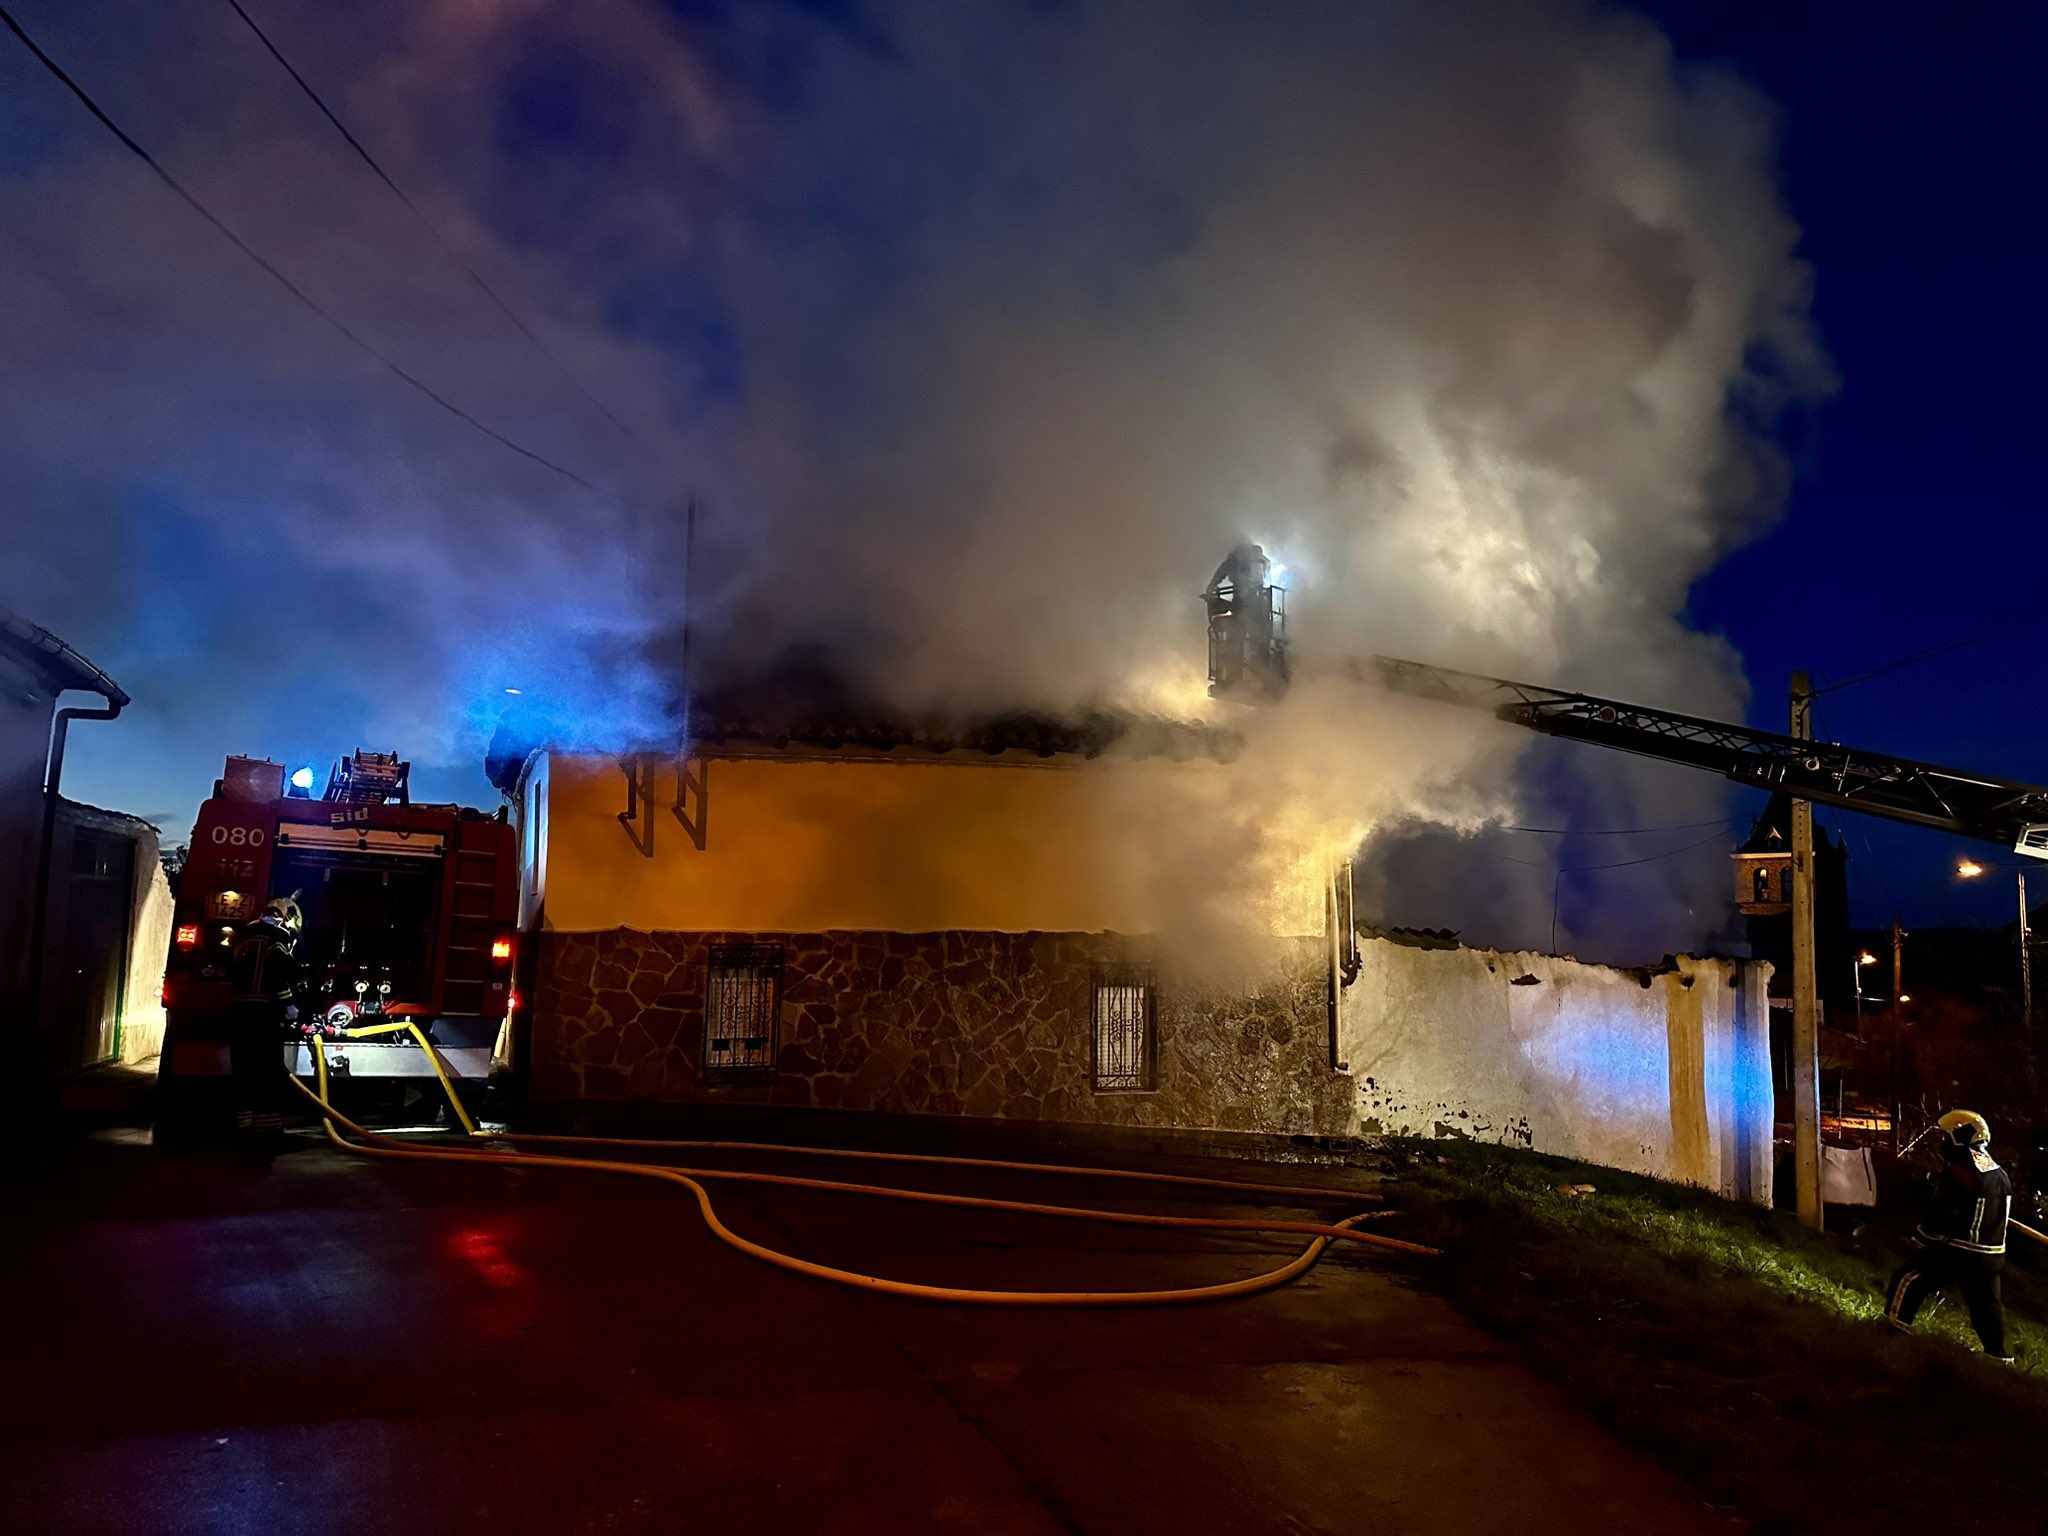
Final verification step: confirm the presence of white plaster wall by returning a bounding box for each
[119,846,173,1064]
[1338,936,1773,1203]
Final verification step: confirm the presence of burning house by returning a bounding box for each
[486,548,1774,1200]
[486,690,1354,1134]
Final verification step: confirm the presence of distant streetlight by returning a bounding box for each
[1948,858,2031,1031]
[1853,951,1878,1029]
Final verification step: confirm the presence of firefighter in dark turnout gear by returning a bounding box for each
[1884,1109,2013,1361]
[227,895,302,1136]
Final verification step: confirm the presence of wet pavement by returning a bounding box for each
[1,1121,1734,1534]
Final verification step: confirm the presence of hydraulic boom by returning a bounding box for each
[1363,655,2048,860]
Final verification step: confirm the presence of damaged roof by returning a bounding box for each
[687,706,1237,762]
[484,654,1238,793]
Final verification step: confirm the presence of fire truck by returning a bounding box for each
[157,751,518,1127]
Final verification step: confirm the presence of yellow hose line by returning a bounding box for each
[401,1116,1421,1252]
[335,1020,478,1136]
[291,1074,1431,1257]
[2014,1217,2048,1249]
[291,1066,1428,1305]
[337,1015,1379,1210]
[398,1022,477,1136]
[496,1129,1380,1207]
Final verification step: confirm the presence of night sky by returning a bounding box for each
[1663,2,2048,928]
[5,1,2045,939]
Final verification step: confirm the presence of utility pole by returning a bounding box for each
[2020,870,2033,1035]
[1891,915,1906,1155]
[1789,671,1824,1230]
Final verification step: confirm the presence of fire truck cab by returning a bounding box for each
[157,751,518,1128]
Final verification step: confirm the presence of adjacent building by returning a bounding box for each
[1,609,165,1076]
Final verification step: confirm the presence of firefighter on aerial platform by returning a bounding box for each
[227,895,303,1139]
[1883,1110,2014,1361]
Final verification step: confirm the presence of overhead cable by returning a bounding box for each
[1500,823,1737,875]
[1,3,608,497]
[1505,822,1738,952]
[222,0,662,469]
[1815,604,2048,696]
[1499,816,1733,837]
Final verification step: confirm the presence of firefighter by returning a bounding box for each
[227,895,303,1138]
[1883,1109,2014,1361]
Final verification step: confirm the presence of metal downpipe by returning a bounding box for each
[22,694,128,1065]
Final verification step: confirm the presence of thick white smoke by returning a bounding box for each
[0,0,1823,957]
[683,1,1826,956]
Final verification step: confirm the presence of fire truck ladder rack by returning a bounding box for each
[1362,655,2048,859]
[325,750,410,805]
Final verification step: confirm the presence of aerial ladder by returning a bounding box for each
[1363,653,2048,1230]
[1201,543,2048,1229]
[1359,655,2048,860]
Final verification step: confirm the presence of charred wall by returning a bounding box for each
[1337,935,1775,1203]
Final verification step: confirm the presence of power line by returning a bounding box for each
[222,0,662,469]
[1814,604,2048,696]
[1500,816,1733,837]
[1500,824,1737,875]
[1500,824,1737,953]
[1,3,608,497]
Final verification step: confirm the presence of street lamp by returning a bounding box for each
[1954,858,2032,1032]
[1853,951,1878,1030]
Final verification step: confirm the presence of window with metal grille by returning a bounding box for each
[704,944,782,1072]
[70,833,120,878]
[1091,962,1156,1092]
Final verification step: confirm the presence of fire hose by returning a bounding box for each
[291,1033,1433,1306]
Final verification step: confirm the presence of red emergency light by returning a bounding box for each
[175,923,201,950]
[490,935,514,963]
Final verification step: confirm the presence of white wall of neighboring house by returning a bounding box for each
[1337,934,1775,1204]
[119,849,174,1064]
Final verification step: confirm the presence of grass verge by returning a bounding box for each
[1380,1140,2047,1535]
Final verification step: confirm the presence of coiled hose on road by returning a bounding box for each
[289,1032,1433,1307]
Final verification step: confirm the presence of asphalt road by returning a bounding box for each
[2,1123,1734,1535]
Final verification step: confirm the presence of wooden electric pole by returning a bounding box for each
[1789,671,1824,1230]
[1890,915,1906,1155]
[2020,871,2033,1035]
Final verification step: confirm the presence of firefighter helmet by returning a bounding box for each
[1938,1109,1991,1149]
[1937,1109,1994,1169]
[262,895,303,938]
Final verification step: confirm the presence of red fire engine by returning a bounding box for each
[157,751,518,1123]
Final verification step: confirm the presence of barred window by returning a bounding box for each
[70,833,121,878]
[1091,962,1157,1092]
[704,944,782,1072]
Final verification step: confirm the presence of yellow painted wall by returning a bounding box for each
[538,749,1222,935]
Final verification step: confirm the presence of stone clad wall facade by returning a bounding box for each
[523,923,1771,1197]
[529,927,1353,1136]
